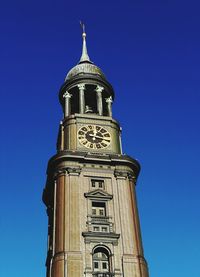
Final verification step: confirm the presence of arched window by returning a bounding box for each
[93,246,111,276]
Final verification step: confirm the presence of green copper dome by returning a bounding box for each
[65,62,106,81]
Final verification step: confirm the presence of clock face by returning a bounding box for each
[78,125,111,149]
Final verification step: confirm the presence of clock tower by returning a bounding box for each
[43,26,149,277]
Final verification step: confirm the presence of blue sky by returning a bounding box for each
[1,0,200,276]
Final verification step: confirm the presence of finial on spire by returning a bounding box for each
[79,21,91,63]
[80,21,85,34]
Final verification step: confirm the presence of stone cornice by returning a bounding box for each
[47,151,140,178]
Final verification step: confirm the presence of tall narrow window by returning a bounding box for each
[93,247,111,274]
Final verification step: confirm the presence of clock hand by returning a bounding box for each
[93,127,97,136]
[89,134,110,141]
[101,138,111,142]
[88,134,103,139]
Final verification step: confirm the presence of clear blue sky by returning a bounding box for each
[1,0,200,276]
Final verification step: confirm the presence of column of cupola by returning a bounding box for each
[106,96,113,117]
[95,85,104,115]
[77,83,85,114]
[63,91,72,117]
[62,84,113,117]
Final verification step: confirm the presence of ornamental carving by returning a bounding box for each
[114,169,136,180]
[66,63,105,80]
[66,167,81,175]
[54,167,81,177]
[84,189,113,200]
[114,170,128,179]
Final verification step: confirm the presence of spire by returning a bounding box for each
[79,21,91,63]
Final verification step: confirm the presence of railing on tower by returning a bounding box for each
[92,273,115,277]
[91,215,110,223]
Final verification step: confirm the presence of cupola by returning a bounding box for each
[59,23,114,118]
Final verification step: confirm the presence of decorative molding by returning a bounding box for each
[54,167,81,177]
[84,189,113,200]
[106,96,113,104]
[82,231,120,246]
[125,172,137,187]
[87,215,111,224]
[77,83,85,91]
[128,172,136,181]
[54,169,66,178]
[114,170,128,179]
[63,90,72,98]
[67,167,82,176]
[114,170,136,181]
[95,85,104,93]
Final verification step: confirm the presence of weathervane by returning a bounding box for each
[80,21,86,35]
[79,21,90,62]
